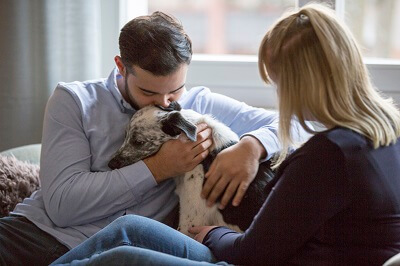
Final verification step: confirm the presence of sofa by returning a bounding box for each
[1,144,400,265]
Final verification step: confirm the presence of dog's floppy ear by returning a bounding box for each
[161,111,197,141]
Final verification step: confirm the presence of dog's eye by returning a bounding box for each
[130,137,145,146]
[135,140,145,145]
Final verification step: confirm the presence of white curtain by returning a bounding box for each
[0,0,102,151]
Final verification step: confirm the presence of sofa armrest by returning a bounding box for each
[0,144,41,165]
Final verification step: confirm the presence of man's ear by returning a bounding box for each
[161,111,197,141]
[114,56,127,77]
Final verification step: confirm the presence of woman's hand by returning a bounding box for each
[201,136,266,209]
[144,123,213,183]
[189,226,218,243]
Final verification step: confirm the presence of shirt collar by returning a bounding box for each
[107,67,136,114]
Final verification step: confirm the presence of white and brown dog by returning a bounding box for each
[108,102,275,235]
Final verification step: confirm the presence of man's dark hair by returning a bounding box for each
[119,11,192,76]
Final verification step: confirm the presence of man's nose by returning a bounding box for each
[156,96,171,108]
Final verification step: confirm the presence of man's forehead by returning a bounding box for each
[127,66,187,93]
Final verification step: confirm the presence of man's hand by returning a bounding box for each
[143,123,213,183]
[201,136,266,209]
[189,226,218,243]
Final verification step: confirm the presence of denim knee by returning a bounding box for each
[107,215,154,240]
[109,215,145,232]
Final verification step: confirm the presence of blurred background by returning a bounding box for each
[148,0,400,59]
[0,0,399,151]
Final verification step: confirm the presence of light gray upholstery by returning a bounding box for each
[0,144,41,165]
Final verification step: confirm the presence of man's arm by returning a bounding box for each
[41,88,157,227]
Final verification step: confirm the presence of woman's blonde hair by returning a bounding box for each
[259,3,400,168]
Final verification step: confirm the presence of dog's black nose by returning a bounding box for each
[157,101,181,112]
[108,158,121,170]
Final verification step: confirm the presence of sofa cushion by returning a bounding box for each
[1,144,41,165]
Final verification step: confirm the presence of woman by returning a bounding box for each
[52,3,400,265]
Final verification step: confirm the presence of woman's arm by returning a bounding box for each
[201,136,351,265]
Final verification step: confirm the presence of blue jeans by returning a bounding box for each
[51,215,230,266]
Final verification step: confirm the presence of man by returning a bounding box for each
[0,12,310,265]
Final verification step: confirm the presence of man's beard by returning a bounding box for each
[124,77,140,110]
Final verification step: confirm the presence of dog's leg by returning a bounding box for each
[175,165,242,236]
[175,164,211,236]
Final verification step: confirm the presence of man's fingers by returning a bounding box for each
[193,148,209,166]
[192,139,212,156]
[178,125,211,143]
[178,133,191,142]
[232,181,250,207]
[202,163,216,199]
[196,123,209,133]
[206,176,229,207]
[196,127,212,142]
[205,160,216,179]
[201,171,219,199]
[218,180,240,210]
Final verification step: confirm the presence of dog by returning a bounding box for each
[108,102,275,235]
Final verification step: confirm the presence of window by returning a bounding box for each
[144,0,400,60]
[117,0,400,108]
[149,0,295,55]
[345,0,400,60]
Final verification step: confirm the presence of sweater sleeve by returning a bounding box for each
[203,135,352,265]
[40,87,157,227]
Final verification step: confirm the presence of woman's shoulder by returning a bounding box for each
[310,127,369,152]
[282,128,347,168]
[290,127,366,166]
[304,126,398,168]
